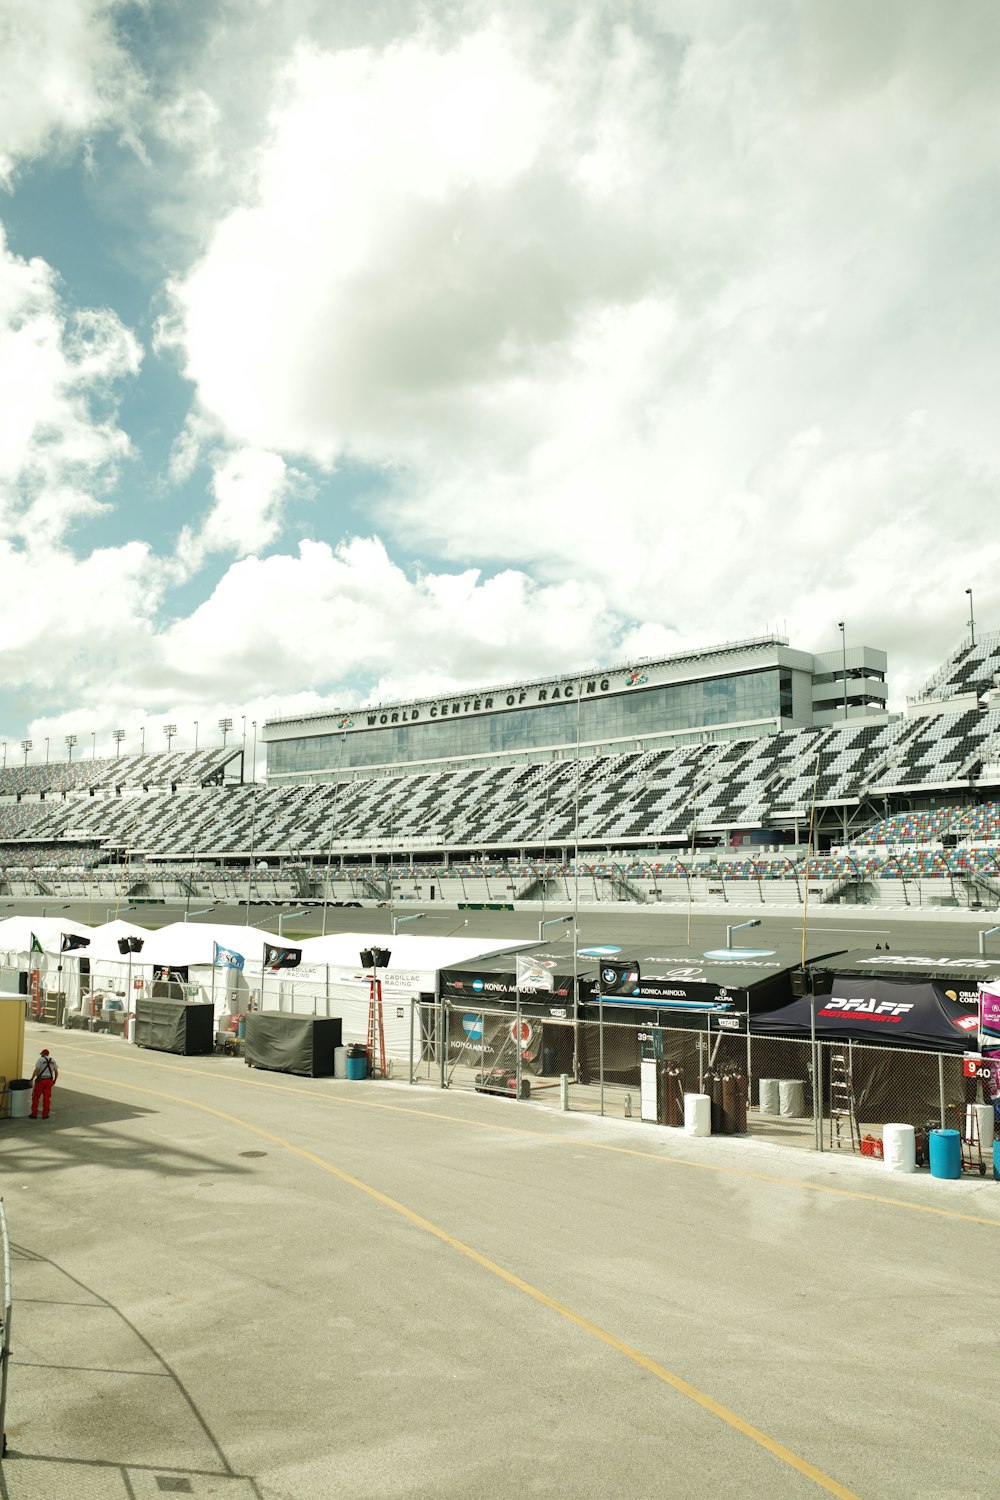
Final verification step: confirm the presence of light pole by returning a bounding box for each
[1,742,5,769]
[65,733,77,762]
[113,729,125,758]
[44,737,49,765]
[966,587,976,648]
[838,621,847,720]
[241,715,246,757]
[391,913,426,937]
[163,723,177,752]
[140,725,145,756]
[219,717,233,748]
[21,739,31,768]
[194,720,199,751]
[91,731,96,760]
[252,719,257,781]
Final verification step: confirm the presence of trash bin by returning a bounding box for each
[346,1044,367,1081]
[334,1046,347,1079]
[929,1128,961,1179]
[8,1079,31,1118]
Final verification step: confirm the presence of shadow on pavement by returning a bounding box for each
[0,1088,251,1183]
[3,1243,264,1499]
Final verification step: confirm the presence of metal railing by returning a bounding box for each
[1,1196,11,1459]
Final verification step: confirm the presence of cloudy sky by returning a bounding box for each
[1,0,996,765]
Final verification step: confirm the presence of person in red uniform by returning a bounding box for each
[30,1048,58,1119]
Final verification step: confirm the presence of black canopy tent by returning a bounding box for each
[752,950,992,1053]
[748,951,1000,1126]
[439,940,846,1082]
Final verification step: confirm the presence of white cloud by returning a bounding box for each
[0,0,139,182]
[6,0,1000,749]
[175,447,306,571]
[159,535,620,704]
[0,228,162,711]
[0,226,142,545]
[158,4,1000,702]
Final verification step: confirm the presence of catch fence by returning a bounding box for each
[408,1002,982,1160]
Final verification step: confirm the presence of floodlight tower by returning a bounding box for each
[21,739,32,768]
[112,729,125,758]
[163,723,177,752]
[65,733,77,763]
[218,717,233,748]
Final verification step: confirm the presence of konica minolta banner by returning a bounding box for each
[752,976,980,1051]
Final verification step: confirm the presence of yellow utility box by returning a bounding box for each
[0,992,28,1097]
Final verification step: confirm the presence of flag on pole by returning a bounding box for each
[263,943,302,972]
[60,932,91,953]
[30,933,43,955]
[213,943,245,971]
[515,955,554,992]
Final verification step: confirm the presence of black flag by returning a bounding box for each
[263,943,302,972]
[60,932,91,953]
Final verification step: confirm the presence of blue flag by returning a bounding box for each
[213,943,245,972]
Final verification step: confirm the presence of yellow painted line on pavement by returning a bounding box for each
[67,1066,861,1500]
[62,1044,1000,1232]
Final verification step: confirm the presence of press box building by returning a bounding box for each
[263,634,888,786]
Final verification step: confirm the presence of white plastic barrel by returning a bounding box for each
[883,1123,916,1173]
[759,1079,780,1115]
[779,1080,805,1118]
[966,1103,994,1153]
[334,1046,347,1080]
[684,1092,711,1137]
[8,1081,31,1118]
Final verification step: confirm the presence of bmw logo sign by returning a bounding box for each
[601,967,619,986]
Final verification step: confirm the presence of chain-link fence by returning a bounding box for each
[410,1002,991,1163]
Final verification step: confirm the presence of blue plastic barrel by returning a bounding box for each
[929,1128,961,1180]
[346,1051,367,1081]
[993,1140,1000,1182]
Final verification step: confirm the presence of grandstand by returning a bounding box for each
[0,748,240,799]
[1,636,999,910]
[908,630,1000,708]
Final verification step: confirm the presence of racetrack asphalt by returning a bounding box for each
[2,1018,998,1499]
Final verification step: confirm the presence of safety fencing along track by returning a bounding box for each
[409,1002,983,1163]
[0,1197,11,1459]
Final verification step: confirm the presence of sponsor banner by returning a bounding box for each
[980,985,1000,1043]
[262,943,301,971]
[443,968,572,1004]
[754,977,979,1051]
[447,1011,542,1074]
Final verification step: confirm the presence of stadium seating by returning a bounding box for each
[1,690,1000,905]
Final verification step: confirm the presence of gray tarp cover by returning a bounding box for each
[134,999,215,1055]
[244,1012,343,1076]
